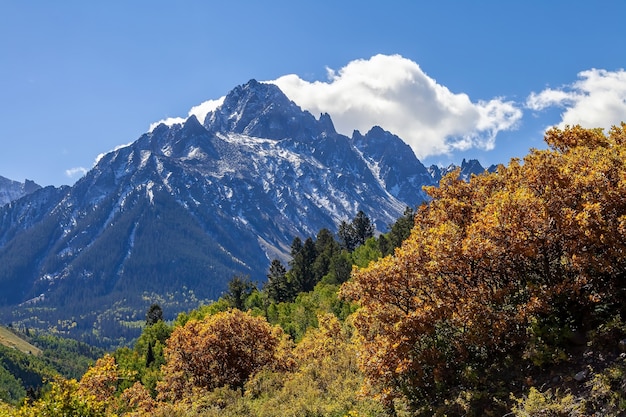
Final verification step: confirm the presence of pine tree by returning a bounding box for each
[313,228,341,283]
[338,220,356,251]
[145,303,163,326]
[338,211,375,251]
[289,237,317,293]
[265,259,290,303]
[381,206,415,256]
[224,275,257,310]
[145,342,155,367]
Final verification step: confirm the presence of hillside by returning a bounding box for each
[0,326,41,356]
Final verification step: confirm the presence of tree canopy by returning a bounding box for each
[157,309,285,401]
[342,124,626,413]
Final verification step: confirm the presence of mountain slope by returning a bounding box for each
[0,80,489,346]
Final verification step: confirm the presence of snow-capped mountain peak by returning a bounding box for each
[0,79,488,345]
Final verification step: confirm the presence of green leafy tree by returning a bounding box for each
[351,236,383,268]
[323,250,353,285]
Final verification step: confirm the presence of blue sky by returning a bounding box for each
[2,1,626,187]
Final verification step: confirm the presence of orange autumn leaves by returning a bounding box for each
[14,310,290,416]
[157,310,288,402]
[341,124,626,407]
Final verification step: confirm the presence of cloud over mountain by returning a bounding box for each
[526,68,626,130]
[147,55,522,160]
[270,54,522,158]
[149,98,225,131]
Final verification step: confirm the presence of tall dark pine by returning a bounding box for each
[225,275,257,310]
[289,237,317,293]
[146,342,155,367]
[265,259,290,303]
[338,210,375,251]
[338,220,356,252]
[313,228,341,282]
[146,303,164,326]
[353,210,375,247]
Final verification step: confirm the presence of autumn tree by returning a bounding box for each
[157,309,284,401]
[118,381,156,416]
[342,124,626,414]
[16,378,106,417]
[77,354,121,404]
[250,313,384,416]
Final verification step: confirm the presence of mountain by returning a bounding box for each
[427,158,496,182]
[0,176,41,206]
[0,80,490,347]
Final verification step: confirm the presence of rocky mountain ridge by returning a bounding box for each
[0,177,41,207]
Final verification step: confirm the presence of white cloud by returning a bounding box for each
[149,97,225,132]
[140,55,521,159]
[94,142,133,165]
[65,166,88,179]
[526,68,626,129]
[269,54,522,158]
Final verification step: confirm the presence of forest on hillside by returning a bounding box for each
[2,124,626,416]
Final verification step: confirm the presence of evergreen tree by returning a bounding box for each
[224,275,257,310]
[265,259,290,303]
[313,228,341,282]
[145,342,155,367]
[386,206,415,253]
[338,210,375,251]
[379,206,415,256]
[290,236,303,257]
[289,237,317,293]
[145,303,163,326]
[378,233,390,256]
[352,210,375,247]
[338,220,356,251]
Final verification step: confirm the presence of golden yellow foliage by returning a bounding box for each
[78,354,120,403]
[157,309,283,401]
[342,123,626,411]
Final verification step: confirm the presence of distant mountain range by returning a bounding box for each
[0,176,40,206]
[0,80,493,346]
